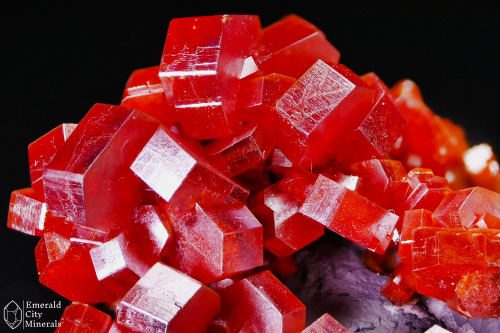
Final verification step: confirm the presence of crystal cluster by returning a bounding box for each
[7,13,500,332]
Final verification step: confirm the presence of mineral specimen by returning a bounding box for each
[6,12,500,333]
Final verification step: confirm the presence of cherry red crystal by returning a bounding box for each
[121,65,176,127]
[380,263,417,306]
[399,168,452,214]
[333,72,407,165]
[160,200,263,283]
[236,73,296,123]
[28,123,77,198]
[43,104,162,231]
[130,126,249,212]
[456,271,500,318]
[247,171,324,256]
[35,232,115,304]
[56,303,113,333]
[252,14,340,78]
[299,174,399,254]
[411,227,500,306]
[390,80,469,178]
[268,60,375,168]
[432,186,500,229]
[116,262,220,333]
[204,123,273,177]
[7,188,47,236]
[8,12,500,330]
[349,159,409,211]
[159,15,261,139]
[398,209,437,261]
[89,232,144,297]
[218,270,306,332]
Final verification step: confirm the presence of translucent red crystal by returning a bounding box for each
[412,227,500,306]
[116,262,220,332]
[35,231,115,304]
[121,65,176,127]
[8,188,47,236]
[333,72,407,165]
[160,200,263,283]
[456,271,500,318]
[204,123,273,177]
[236,73,296,123]
[399,168,452,214]
[247,171,324,256]
[432,186,500,229]
[28,123,77,198]
[56,303,113,333]
[390,80,469,178]
[269,60,375,168]
[252,14,340,78]
[43,104,162,231]
[380,263,417,306]
[349,159,409,211]
[159,15,261,139]
[299,174,399,254]
[217,270,306,332]
[130,126,249,212]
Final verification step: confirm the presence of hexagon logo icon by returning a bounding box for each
[3,301,22,329]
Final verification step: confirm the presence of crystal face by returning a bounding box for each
[299,174,399,254]
[7,12,500,333]
[116,262,220,333]
[159,15,261,140]
[218,270,306,332]
[269,60,375,168]
[56,303,113,333]
[8,188,47,236]
[28,123,77,198]
[43,104,162,231]
[252,14,340,78]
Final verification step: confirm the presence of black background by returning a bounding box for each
[1,1,499,331]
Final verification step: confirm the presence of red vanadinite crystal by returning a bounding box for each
[35,231,115,304]
[381,262,417,306]
[299,174,399,254]
[252,14,340,78]
[121,65,176,127]
[28,123,77,198]
[432,186,500,229]
[236,73,297,123]
[247,171,324,256]
[269,60,375,168]
[204,123,273,177]
[159,15,261,140]
[43,104,162,231]
[7,12,500,333]
[333,72,407,165]
[56,303,113,333]
[8,188,47,236]
[217,270,306,332]
[349,159,409,211]
[130,126,249,212]
[116,262,220,332]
